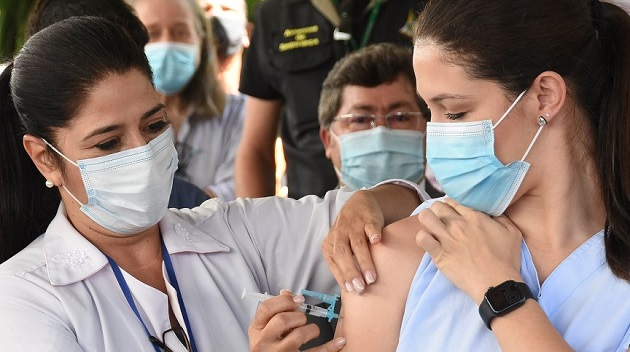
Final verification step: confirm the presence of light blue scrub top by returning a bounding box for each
[398,202,630,351]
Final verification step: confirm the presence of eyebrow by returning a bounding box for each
[428,93,473,104]
[81,103,166,142]
[349,101,416,113]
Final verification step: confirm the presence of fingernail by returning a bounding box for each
[334,337,347,348]
[344,281,354,293]
[280,288,291,294]
[369,234,379,243]
[293,295,305,304]
[352,277,365,292]
[364,270,376,284]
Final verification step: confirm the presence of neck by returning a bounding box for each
[162,94,188,136]
[504,150,605,282]
[218,52,242,95]
[66,205,167,291]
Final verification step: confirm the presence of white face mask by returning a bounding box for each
[43,127,178,234]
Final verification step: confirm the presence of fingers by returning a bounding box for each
[415,229,441,258]
[322,238,345,289]
[250,292,305,331]
[442,198,470,215]
[275,323,321,351]
[416,207,448,241]
[249,292,322,351]
[493,215,520,233]
[328,231,362,294]
[365,223,382,244]
[305,337,347,352]
[330,229,374,294]
[348,228,377,286]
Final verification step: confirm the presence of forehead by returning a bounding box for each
[339,75,419,108]
[198,0,246,14]
[67,70,160,132]
[412,43,495,100]
[134,0,196,27]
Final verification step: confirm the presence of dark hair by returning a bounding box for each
[414,0,630,280]
[211,16,230,62]
[26,0,149,47]
[0,17,152,262]
[319,43,428,128]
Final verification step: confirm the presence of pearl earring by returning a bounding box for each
[45,180,54,188]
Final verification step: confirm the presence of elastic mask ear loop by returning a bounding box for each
[520,114,548,162]
[492,90,527,129]
[41,138,86,206]
[327,129,344,180]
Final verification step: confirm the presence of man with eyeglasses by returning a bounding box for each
[319,43,443,197]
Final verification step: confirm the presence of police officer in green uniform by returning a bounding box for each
[237,0,426,200]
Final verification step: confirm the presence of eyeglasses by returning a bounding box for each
[332,112,426,132]
[149,326,192,352]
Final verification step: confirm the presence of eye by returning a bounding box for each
[95,138,120,151]
[146,120,169,134]
[349,115,373,124]
[173,27,192,41]
[390,113,410,122]
[444,112,465,120]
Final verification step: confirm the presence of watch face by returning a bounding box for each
[486,281,526,313]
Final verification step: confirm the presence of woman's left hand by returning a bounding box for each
[415,198,524,304]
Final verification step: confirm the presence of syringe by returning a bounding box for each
[241,288,329,319]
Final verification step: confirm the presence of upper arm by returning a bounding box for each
[235,97,283,196]
[335,216,425,351]
[0,275,84,352]
[239,96,282,152]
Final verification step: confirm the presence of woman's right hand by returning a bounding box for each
[322,190,384,295]
[322,184,423,294]
[248,290,346,352]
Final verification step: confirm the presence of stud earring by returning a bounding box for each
[538,115,548,126]
[45,180,54,188]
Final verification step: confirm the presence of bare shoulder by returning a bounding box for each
[336,216,425,351]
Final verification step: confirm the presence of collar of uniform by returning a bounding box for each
[43,203,110,286]
[43,205,230,286]
[159,209,230,255]
[310,0,341,27]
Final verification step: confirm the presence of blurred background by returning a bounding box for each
[0,0,261,61]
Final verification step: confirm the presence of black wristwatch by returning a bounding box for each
[478,280,535,330]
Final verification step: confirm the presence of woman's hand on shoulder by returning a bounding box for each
[322,190,384,295]
[248,290,346,352]
[415,198,523,303]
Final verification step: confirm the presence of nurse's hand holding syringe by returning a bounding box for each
[241,289,331,318]
[244,288,346,351]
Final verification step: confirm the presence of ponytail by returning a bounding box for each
[0,63,60,263]
[597,2,630,281]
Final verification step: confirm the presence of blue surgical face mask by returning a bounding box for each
[145,42,198,96]
[331,126,426,189]
[425,90,547,216]
[43,127,179,235]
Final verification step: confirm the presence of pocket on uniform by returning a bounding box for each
[268,4,334,73]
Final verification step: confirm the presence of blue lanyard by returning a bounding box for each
[105,238,198,352]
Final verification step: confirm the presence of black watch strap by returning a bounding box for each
[478,280,535,330]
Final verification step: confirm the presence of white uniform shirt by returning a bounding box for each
[175,94,245,201]
[399,200,630,351]
[0,189,353,351]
